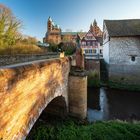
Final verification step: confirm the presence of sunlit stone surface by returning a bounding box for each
[0,58,70,140]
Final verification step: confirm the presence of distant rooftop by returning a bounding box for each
[104,19,140,37]
[61,32,78,35]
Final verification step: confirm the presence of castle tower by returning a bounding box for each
[93,19,97,27]
[48,16,52,33]
[44,17,62,44]
[92,19,102,37]
[90,23,93,32]
[93,19,98,35]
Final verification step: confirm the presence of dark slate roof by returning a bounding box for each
[104,19,140,37]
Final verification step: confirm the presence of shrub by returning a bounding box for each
[88,70,100,87]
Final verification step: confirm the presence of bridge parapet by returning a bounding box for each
[0,53,59,66]
[0,57,70,140]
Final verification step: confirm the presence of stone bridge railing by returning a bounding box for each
[0,53,59,66]
[0,57,70,139]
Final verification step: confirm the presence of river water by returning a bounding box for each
[87,87,140,122]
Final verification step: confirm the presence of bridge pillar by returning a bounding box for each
[68,69,87,119]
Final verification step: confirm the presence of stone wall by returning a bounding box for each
[0,57,70,140]
[109,37,140,89]
[85,59,100,87]
[85,59,100,71]
[0,53,59,66]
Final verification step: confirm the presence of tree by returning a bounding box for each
[0,4,21,51]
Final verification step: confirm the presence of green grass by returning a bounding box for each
[26,119,140,140]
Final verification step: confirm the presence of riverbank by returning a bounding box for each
[26,118,140,140]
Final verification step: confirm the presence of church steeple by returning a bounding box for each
[89,19,103,37]
[48,16,52,22]
[90,23,93,31]
[93,19,97,27]
[48,16,52,32]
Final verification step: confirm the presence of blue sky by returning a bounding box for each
[1,0,140,41]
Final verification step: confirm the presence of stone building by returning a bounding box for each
[43,17,61,44]
[103,19,140,89]
[43,17,77,45]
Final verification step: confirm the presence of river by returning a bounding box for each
[87,87,140,122]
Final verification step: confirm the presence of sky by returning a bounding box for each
[0,0,140,41]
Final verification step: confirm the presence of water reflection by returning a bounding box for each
[87,87,140,122]
[87,87,108,122]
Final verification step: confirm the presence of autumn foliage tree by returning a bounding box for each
[0,4,43,55]
[0,4,21,52]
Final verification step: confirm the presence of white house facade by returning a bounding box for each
[103,19,140,89]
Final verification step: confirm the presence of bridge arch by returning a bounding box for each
[26,95,67,139]
[42,95,67,119]
[25,89,68,139]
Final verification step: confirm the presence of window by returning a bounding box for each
[82,41,86,46]
[89,49,92,54]
[93,49,97,54]
[87,42,90,46]
[100,49,103,54]
[92,41,95,46]
[131,56,136,62]
[85,50,88,53]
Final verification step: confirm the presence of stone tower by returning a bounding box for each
[44,17,62,44]
[92,19,102,37]
[48,16,52,33]
[90,23,93,32]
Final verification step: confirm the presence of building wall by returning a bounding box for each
[85,59,100,71]
[62,34,73,42]
[103,22,110,63]
[103,42,109,63]
[85,59,100,87]
[109,37,140,87]
[46,34,61,44]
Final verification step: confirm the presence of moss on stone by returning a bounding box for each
[88,70,100,87]
[109,80,140,91]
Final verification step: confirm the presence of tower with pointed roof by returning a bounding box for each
[93,19,97,26]
[44,17,62,44]
[90,19,102,37]
[48,16,53,33]
[90,23,93,32]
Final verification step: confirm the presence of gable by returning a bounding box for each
[85,30,96,40]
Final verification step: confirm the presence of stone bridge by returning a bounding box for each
[0,57,87,140]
